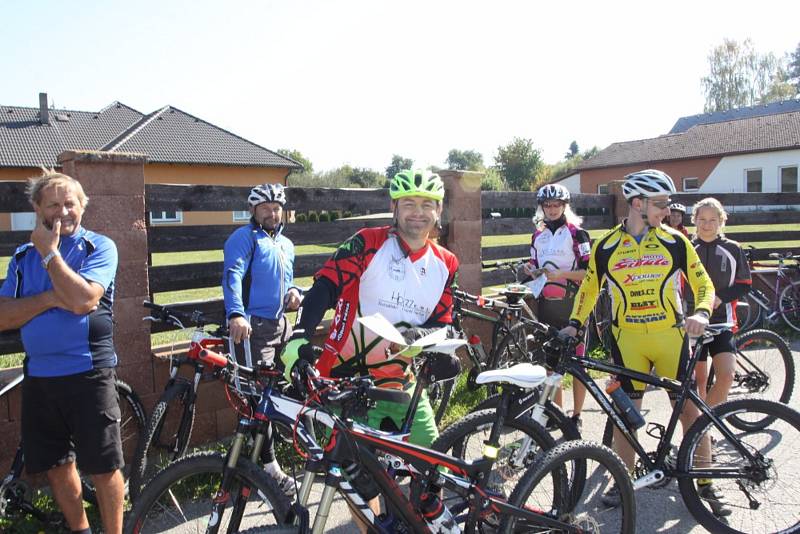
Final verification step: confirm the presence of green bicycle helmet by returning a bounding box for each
[389,169,445,201]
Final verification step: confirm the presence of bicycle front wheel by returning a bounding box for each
[124,452,292,534]
[677,398,800,534]
[129,381,196,501]
[500,440,635,534]
[779,280,800,332]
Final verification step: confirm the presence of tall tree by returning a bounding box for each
[494,137,543,191]
[446,149,484,171]
[788,42,800,92]
[277,148,313,174]
[385,154,414,180]
[565,141,579,159]
[701,38,794,112]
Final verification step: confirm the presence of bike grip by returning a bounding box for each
[198,348,228,368]
[367,387,411,404]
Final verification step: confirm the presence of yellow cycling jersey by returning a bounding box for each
[570,222,715,333]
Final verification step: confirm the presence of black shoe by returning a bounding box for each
[570,414,583,432]
[697,483,732,518]
[601,484,621,508]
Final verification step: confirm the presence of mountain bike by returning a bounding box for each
[536,320,800,534]
[126,341,636,534]
[737,250,800,332]
[0,374,145,530]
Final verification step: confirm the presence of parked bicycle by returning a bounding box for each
[737,249,800,332]
[534,320,800,534]
[0,373,145,531]
[125,337,636,533]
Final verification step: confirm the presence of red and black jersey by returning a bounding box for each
[314,226,459,389]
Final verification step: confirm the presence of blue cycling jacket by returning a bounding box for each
[222,221,295,321]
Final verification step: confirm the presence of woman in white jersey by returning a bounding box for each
[524,183,591,428]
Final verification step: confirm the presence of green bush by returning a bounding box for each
[296,213,307,222]
[329,211,339,222]
[308,211,319,223]
[319,212,331,222]
[343,210,353,218]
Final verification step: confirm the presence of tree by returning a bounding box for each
[446,149,484,171]
[347,167,385,188]
[565,141,579,160]
[480,168,506,191]
[701,38,795,112]
[494,137,543,191]
[277,148,313,174]
[385,154,414,180]
[788,42,800,92]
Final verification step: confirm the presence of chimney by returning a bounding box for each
[39,92,49,125]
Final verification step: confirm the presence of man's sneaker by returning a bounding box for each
[697,483,732,518]
[600,484,621,508]
[270,470,297,497]
[570,414,583,432]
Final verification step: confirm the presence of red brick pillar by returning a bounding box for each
[439,170,483,296]
[57,151,152,397]
[607,180,629,224]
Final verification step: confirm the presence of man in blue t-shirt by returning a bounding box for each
[222,182,300,495]
[0,169,122,534]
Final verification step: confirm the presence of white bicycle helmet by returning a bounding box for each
[622,169,676,200]
[248,183,287,207]
[537,184,571,204]
[668,202,686,213]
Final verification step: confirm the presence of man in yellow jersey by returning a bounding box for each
[561,170,728,517]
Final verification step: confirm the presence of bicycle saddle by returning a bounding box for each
[476,363,547,389]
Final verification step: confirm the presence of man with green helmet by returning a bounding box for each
[280,169,459,445]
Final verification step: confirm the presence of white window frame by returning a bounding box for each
[744,168,763,193]
[682,177,699,192]
[779,165,798,192]
[597,183,609,194]
[149,210,183,224]
[232,210,251,222]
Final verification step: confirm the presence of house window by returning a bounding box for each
[597,183,609,194]
[745,169,762,192]
[682,177,699,192]
[233,210,251,222]
[149,210,183,224]
[780,166,798,192]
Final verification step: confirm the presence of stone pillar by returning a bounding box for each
[439,170,483,296]
[57,151,152,397]
[606,180,629,224]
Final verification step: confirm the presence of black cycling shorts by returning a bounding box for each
[22,367,123,475]
[697,329,736,362]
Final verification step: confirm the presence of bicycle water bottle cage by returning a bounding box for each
[645,421,666,441]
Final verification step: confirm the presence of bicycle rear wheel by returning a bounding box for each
[124,452,291,534]
[677,398,800,534]
[427,377,455,426]
[779,280,800,332]
[708,329,794,431]
[129,381,196,501]
[500,440,635,534]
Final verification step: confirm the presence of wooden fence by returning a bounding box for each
[1,182,799,353]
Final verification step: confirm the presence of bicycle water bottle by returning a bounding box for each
[606,380,645,429]
[420,492,461,533]
[468,335,488,362]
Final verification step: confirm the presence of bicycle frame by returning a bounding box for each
[748,257,799,317]
[549,330,767,486]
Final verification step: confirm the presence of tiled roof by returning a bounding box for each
[0,102,144,167]
[578,110,800,170]
[669,99,800,134]
[0,100,301,169]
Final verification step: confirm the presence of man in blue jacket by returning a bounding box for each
[0,169,122,534]
[222,182,300,494]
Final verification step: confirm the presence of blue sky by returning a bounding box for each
[2,0,799,172]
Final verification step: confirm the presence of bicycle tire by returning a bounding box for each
[499,440,636,534]
[128,381,196,501]
[677,398,800,534]
[469,391,586,506]
[779,280,800,332]
[81,378,146,505]
[124,451,292,534]
[488,322,541,377]
[427,377,455,426]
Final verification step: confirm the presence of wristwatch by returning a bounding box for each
[41,250,61,270]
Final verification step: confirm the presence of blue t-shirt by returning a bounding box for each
[0,227,118,377]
